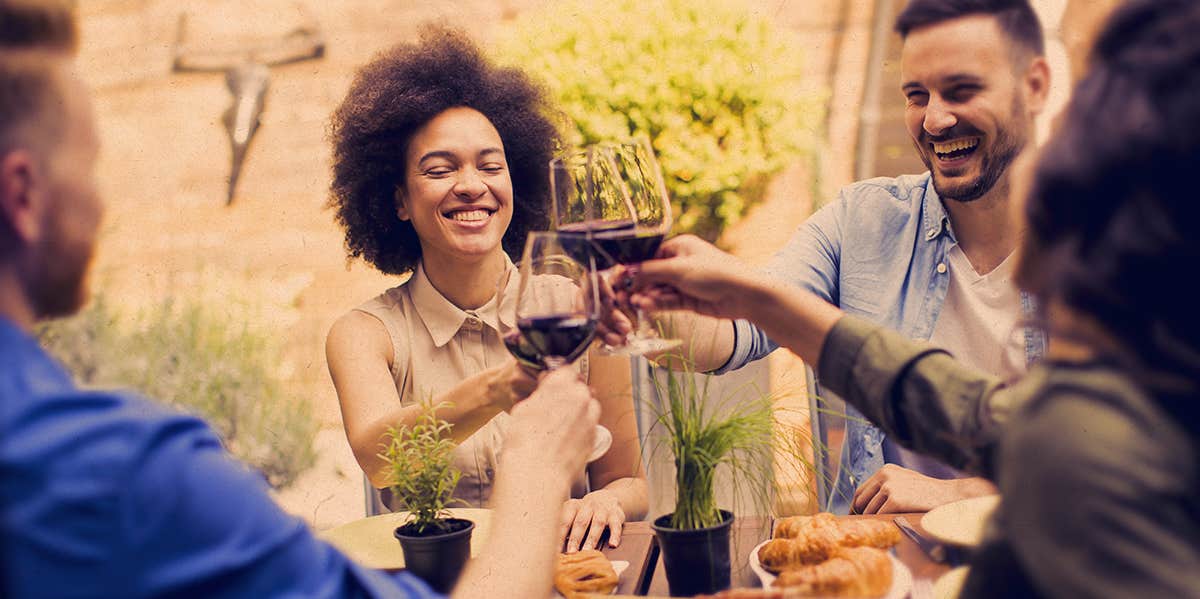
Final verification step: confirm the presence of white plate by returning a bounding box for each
[748,540,912,599]
[920,495,1001,547]
[933,566,970,599]
[553,559,629,598]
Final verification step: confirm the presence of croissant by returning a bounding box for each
[554,549,618,598]
[773,513,900,549]
[756,534,838,573]
[834,518,901,549]
[772,546,893,598]
[773,512,838,540]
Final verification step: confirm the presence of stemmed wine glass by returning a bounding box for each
[499,231,612,461]
[549,138,681,355]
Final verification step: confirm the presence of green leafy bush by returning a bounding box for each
[36,294,317,489]
[381,400,462,534]
[500,0,825,240]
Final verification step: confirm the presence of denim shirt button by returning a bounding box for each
[936,262,947,274]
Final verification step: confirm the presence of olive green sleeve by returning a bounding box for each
[816,314,1018,476]
[1000,388,1200,598]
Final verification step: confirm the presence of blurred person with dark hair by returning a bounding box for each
[617,0,1051,514]
[623,0,1200,595]
[0,2,605,597]
[325,26,646,552]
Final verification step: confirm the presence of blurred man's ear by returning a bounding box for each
[0,150,44,246]
[1024,56,1051,116]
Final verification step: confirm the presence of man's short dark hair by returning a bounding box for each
[0,0,78,154]
[895,0,1045,57]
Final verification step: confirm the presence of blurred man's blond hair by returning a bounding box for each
[0,0,77,157]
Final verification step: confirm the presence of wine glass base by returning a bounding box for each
[588,425,613,462]
[598,337,683,357]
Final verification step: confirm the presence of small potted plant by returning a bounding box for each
[382,400,473,594]
[646,359,809,597]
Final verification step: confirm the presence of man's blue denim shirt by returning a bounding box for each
[717,172,1045,512]
[0,317,442,598]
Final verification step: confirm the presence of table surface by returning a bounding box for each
[318,508,494,571]
[321,510,951,597]
[602,513,951,597]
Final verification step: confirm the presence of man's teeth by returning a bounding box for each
[933,138,979,155]
[449,209,490,222]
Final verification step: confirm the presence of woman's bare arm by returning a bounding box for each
[325,310,534,488]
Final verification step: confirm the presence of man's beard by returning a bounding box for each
[30,222,94,321]
[918,101,1028,203]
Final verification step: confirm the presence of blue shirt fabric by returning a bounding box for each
[717,172,1045,512]
[0,317,442,598]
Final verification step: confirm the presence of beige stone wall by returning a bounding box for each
[1061,0,1123,82]
[73,0,1124,529]
[77,0,847,528]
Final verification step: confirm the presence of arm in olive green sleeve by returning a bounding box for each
[816,315,1023,476]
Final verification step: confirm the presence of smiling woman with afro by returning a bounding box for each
[324,25,649,553]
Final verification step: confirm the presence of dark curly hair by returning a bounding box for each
[1018,0,1200,426]
[329,26,559,275]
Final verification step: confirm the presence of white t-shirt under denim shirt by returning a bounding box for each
[882,245,1027,477]
[719,174,1047,513]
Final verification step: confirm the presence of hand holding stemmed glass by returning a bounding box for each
[550,138,681,356]
[498,231,612,461]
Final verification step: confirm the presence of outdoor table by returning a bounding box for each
[319,508,494,571]
[609,513,950,597]
[318,507,652,594]
[321,510,950,597]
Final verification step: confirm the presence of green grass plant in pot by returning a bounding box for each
[646,362,777,597]
[383,400,471,594]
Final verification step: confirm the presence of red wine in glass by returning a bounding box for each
[591,229,665,265]
[558,219,635,270]
[516,314,597,367]
[502,330,546,372]
[558,219,663,267]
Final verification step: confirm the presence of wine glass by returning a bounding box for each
[496,259,544,373]
[550,138,681,355]
[504,231,612,461]
[549,145,632,271]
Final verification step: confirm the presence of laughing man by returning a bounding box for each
[636,0,1052,514]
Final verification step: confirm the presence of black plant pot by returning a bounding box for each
[394,518,474,594]
[651,510,734,597]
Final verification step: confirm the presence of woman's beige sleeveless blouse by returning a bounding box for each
[355,260,588,507]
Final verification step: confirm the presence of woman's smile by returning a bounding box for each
[399,106,515,262]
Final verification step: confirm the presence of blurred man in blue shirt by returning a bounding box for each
[0,2,601,597]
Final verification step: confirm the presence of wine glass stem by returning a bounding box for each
[634,308,656,339]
